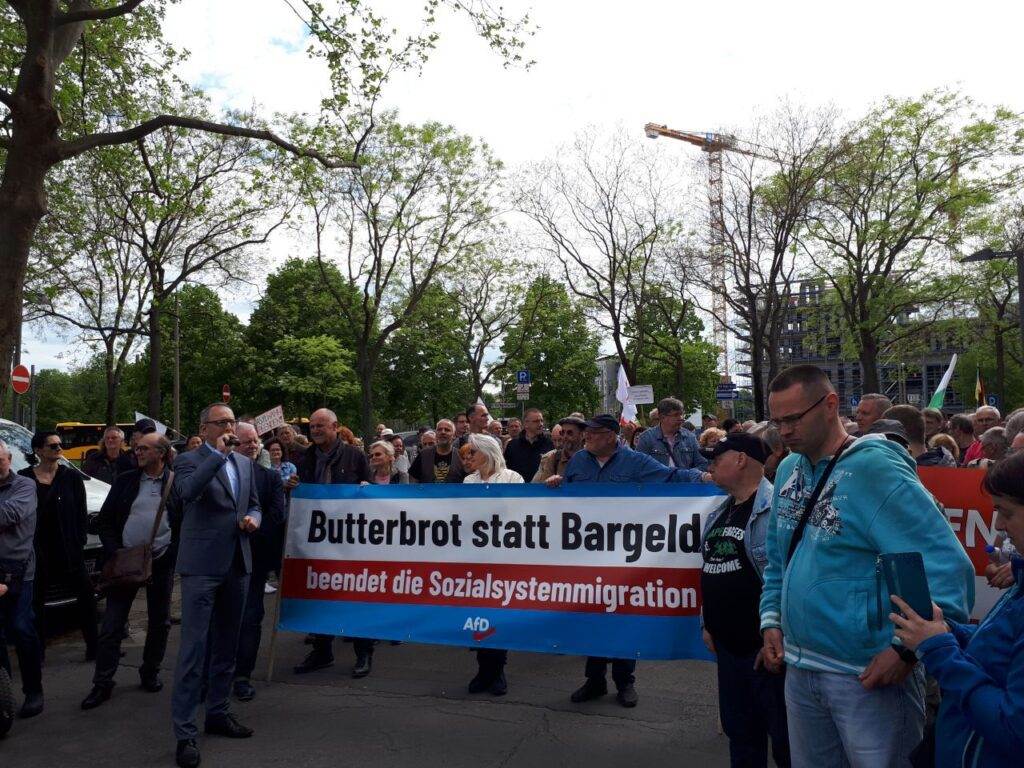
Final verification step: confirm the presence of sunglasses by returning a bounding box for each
[44,442,63,451]
[204,419,237,428]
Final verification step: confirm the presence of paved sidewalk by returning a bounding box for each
[1,587,733,767]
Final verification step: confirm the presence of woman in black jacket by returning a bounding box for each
[18,431,97,659]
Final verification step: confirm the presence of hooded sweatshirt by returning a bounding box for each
[759,434,975,675]
[918,556,1024,768]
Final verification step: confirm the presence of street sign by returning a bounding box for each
[494,402,516,409]
[850,396,861,408]
[907,393,921,404]
[254,405,285,435]
[987,394,1001,409]
[222,383,231,404]
[715,391,741,401]
[716,382,737,391]
[516,370,531,384]
[516,393,530,401]
[627,385,655,405]
[515,383,531,395]
[10,364,30,395]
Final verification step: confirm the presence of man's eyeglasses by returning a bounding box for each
[204,418,237,428]
[768,393,829,430]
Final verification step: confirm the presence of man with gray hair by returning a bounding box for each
[854,393,892,435]
[1003,408,1024,447]
[634,397,709,480]
[963,405,1001,465]
[0,439,42,722]
[82,425,126,484]
[967,426,1009,468]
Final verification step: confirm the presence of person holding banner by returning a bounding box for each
[890,451,1024,768]
[699,432,790,768]
[293,408,374,679]
[547,414,710,709]
[759,365,974,768]
[462,433,523,695]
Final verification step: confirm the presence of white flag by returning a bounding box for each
[134,411,168,435]
[615,365,638,424]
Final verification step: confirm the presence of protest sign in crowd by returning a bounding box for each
[1,364,1022,768]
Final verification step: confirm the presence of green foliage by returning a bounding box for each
[272,335,358,409]
[380,284,474,425]
[32,363,109,431]
[501,277,601,420]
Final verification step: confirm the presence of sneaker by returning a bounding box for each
[293,651,334,674]
[616,684,638,708]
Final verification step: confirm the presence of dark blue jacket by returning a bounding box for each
[563,446,701,484]
[918,555,1024,768]
[251,462,286,575]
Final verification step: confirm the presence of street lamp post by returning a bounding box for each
[963,247,1024,363]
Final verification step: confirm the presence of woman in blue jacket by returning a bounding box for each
[890,451,1024,768]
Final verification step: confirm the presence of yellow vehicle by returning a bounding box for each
[55,422,136,462]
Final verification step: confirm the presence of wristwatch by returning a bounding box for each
[891,644,917,665]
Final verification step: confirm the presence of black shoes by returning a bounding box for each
[616,684,638,708]
[351,653,372,679]
[293,651,333,674]
[233,679,256,702]
[570,678,608,703]
[468,668,507,695]
[140,674,164,693]
[204,712,254,738]
[80,685,112,710]
[176,738,201,768]
[18,691,43,719]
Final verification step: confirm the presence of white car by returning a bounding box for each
[0,418,110,606]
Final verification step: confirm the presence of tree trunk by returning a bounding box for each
[104,351,117,425]
[858,334,881,394]
[994,330,1006,404]
[673,357,685,398]
[749,338,766,422]
[357,348,375,443]
[147,300,163,417]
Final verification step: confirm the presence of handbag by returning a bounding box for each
[99,471,174,590]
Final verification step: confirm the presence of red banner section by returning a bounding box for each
[918,466,997,575]
[281,559,702,617]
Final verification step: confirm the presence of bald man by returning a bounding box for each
[963,406,1001,465]
[293,409,373,678]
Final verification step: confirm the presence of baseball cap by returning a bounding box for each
[864,418,909,447]
[700,432,769,464]
[584,414,620,434]
[134,418,157,435]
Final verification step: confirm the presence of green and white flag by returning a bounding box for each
[928,354,958,409]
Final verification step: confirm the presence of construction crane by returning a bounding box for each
[644,124,761,380]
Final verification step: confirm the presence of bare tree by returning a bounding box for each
[689,103,842,418]
[517,128,684,381]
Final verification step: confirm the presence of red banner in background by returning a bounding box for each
[918,466,1001,618]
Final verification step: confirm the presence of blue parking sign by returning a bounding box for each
[516,370,531,384]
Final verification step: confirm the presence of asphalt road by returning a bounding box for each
[2,589,735,768]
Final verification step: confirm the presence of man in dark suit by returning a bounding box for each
[170,404,261,768]
[231,423,285,701]
[292,408,372,677]
[81,432,178,710]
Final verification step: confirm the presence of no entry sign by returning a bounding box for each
[11,364,30,395]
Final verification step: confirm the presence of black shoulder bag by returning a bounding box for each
[785,438,853,566]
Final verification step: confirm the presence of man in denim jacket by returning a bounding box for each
[700,432,789,767]
[635,397,708,474]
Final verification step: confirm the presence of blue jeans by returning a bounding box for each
[0,579,42,694]
[785,665,925,768]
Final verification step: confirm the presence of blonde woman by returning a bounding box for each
[367,441,409,485]
[698,427,727,451]
[462,433,522,695]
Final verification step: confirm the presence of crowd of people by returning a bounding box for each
[1,373,1023,767]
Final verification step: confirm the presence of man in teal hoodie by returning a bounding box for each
[759,365,974,767]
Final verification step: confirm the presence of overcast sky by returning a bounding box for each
[25,0,1024,370]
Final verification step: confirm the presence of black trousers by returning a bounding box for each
[0,578,42,694]
[311,634,375,659]
[715,644,790,768]
[33,560,97,653]
[475,648,507,677]
[234,568,269,681]
[92,550,175,687]
[584,656,636,688]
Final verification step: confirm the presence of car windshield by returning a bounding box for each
[0,419,82,475]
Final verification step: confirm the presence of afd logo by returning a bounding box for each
[464,616,496,641]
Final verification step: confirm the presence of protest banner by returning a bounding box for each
[279,483,726,661]
[918,466,1002,618]
[254,405,286,436]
